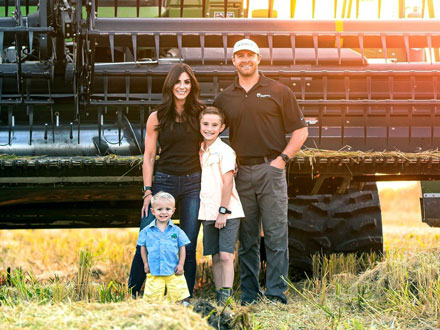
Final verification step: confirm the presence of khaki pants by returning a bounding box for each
[236,161,288,304]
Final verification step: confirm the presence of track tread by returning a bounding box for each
[327,217,344,229]
[292,195,322,205]
[312,236,332,248]
[288,219,325,234]
[309,202,331,216]
[351,217,378,232]
[336,236,383,252]
[349,191,374,203]
[288,184,383,275]
[288,238,306,252]
[334,202,381,218]
[288,205,303,219]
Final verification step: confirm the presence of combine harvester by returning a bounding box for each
[1,0,440,272]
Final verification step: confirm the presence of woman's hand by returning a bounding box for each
[141,193,152,218]
[144,263,150,274]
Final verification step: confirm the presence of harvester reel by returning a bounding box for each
[2,1,440,248]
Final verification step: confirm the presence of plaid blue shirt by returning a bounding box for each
[137,219,190,276]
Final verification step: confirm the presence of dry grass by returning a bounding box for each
[378,181,440,253]
[0,228,137,283]
[1,183,440,329]
[0,300,212,330]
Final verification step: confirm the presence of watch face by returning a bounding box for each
[219,207,226,214]
[281,154,289,163]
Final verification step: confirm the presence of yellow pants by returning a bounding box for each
[143,274,190,303]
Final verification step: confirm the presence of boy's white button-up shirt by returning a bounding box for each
[198,138,245,221]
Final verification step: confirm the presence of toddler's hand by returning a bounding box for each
[215,214,227,229]
[175,264,184,275]
[144,263,150,274]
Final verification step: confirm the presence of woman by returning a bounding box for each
[128,63,205,298]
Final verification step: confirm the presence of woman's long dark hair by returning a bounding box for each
[155,63,205,132]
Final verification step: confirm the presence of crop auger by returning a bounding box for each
[2,0,440,272]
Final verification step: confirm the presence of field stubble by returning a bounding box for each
[1,183,440,329]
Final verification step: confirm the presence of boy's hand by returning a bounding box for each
[175,263,184,275]
[215,214,227,229]
[144,263,150,274]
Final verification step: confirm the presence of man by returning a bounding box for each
[214,39,308,304]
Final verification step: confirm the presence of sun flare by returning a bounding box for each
[247,0,440,19]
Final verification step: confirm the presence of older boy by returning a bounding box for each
[198,106,244,305]
[138,191,190,303]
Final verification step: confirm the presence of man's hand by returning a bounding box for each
[175,263,184,275]
[144,263,150,274]
[270,156,286,170]
[141,194,152,218]
[215,214,227,229]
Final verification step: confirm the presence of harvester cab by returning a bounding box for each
[2,0,440,273]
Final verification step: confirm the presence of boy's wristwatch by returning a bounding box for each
[219,206,232,215]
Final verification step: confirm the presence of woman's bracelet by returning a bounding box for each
[143,191,152,199]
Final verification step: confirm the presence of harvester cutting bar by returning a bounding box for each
[87,18,440,64]
[1,152,440,181]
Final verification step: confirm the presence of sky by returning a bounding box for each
[246,0,439,19]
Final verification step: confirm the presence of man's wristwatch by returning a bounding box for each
[280,153,290,164]
[142,185,152,193]
[218,206,232,215]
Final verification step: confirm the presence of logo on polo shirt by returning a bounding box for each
[256,93,271,98]
[171,234,177,239]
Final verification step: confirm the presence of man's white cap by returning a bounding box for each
[232,39,260,55]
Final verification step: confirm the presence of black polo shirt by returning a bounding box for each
[214,74,307,159]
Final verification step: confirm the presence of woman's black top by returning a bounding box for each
[156,121,201,175]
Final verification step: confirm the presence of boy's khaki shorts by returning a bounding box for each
[143,274,189,303]
[202,218,240,256]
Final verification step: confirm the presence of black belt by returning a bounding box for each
[237,154,278,166]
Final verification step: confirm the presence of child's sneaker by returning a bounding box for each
[217,288,232,306]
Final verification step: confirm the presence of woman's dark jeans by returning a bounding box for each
[128,171,201,298]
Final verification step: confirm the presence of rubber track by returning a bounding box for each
[288,183,383,273]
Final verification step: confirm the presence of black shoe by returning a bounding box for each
[265,294,287,304]
[215,289,222,305]
[240,290,264,306]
